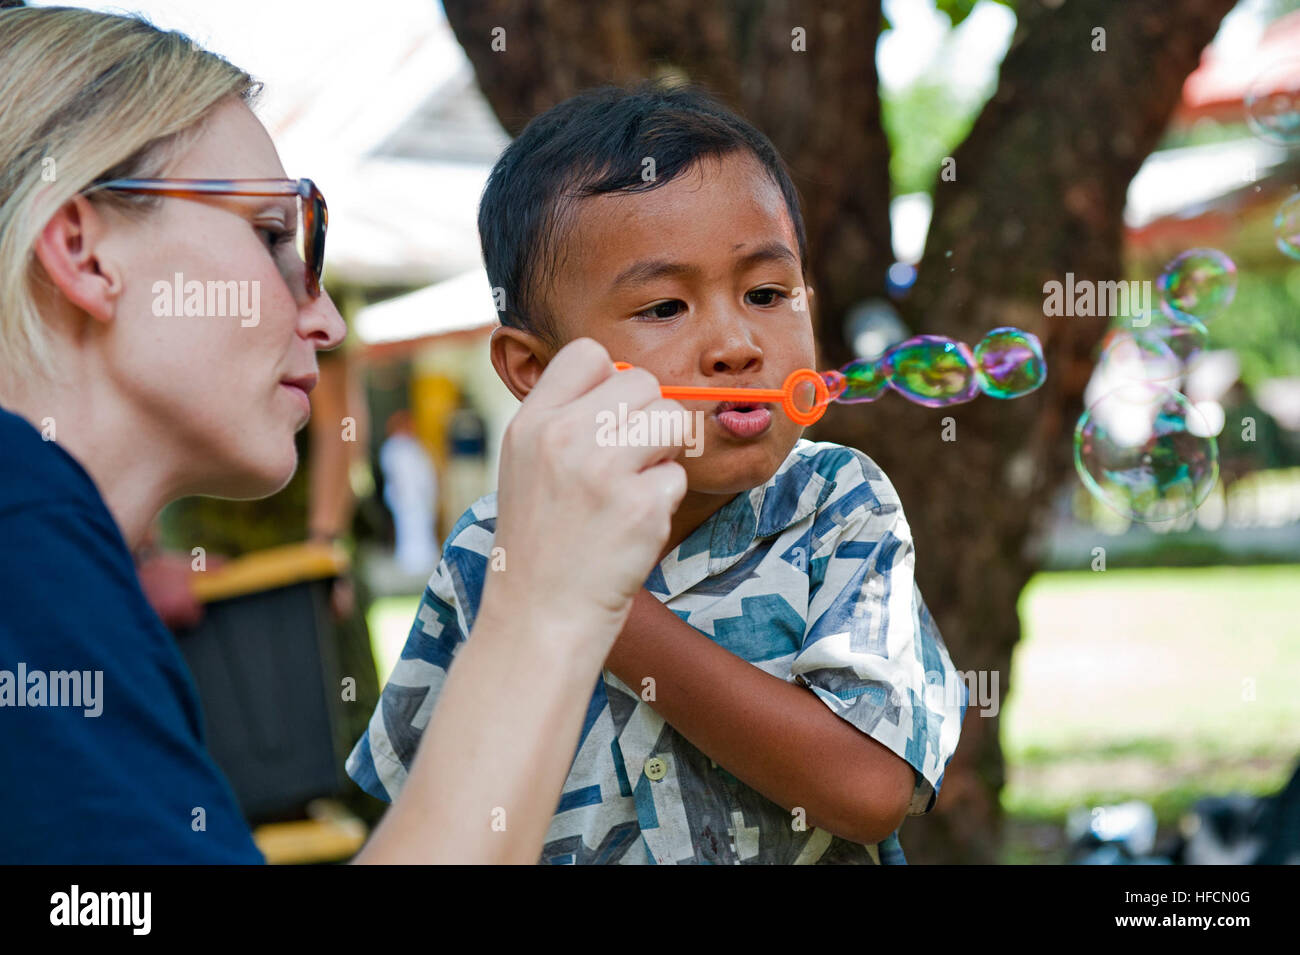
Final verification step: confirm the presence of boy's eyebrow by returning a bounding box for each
[733,241,799,272]
[609,241,799,293]
[609,259,701,292]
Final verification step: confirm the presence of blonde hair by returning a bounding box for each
[0,6,260,387]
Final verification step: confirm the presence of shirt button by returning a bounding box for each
[644,756,668,781]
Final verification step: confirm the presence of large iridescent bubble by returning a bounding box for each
[973,327,1046,399]
[1073,383,1219,524]
[885,335,980,407]
[1156,249,1237,324]
[1245,57,1300,146]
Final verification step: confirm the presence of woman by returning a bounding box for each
[0,6,685,863]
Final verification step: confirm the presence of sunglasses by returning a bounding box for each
[85,178,327,298]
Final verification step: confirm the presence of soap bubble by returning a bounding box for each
[1156,249,1237,324]
[1096,330,1182,388]
[819,370,848,403]
[793,370,845,415]
[1148,313,1209,367]
[838,358,890,403]
[1245,57,1300,146]
[1276,193,1300,261]
[1073,384,1219,524]
[973,327,1046,398]
[885,335,980,407]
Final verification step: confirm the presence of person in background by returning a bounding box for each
[379,408,440,577]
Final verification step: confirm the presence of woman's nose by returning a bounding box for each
[300,289,347,350]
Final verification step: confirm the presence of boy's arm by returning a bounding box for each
[606,589,915,847]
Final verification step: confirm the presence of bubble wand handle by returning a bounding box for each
[612,362,830,426]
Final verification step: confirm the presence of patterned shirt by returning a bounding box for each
[347,439,966,864]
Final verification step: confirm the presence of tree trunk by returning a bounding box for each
[817,0,1237,863]
[442,0,1235,863]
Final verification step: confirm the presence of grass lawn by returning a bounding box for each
[1002,564,1300,863]
[367,595,423,685]
[366,565,1300,864]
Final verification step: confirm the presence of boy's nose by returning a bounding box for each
[701,321,763,376]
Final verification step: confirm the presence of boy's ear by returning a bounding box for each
[489,324,556,402]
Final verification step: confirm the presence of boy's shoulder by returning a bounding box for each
[776,439,901,518]
[442,491,500,557]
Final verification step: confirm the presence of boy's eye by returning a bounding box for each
[635,300,686,321]
[746,287,787,307]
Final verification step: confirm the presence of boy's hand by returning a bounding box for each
[483,338,687,653]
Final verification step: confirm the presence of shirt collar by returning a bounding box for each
[647,440,835,598]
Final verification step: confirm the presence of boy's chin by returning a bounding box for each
[681,444,790,496]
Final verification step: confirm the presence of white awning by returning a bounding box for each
[354,268,499,345]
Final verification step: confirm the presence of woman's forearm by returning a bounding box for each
[352,339,687,864]
[354,606,608,864]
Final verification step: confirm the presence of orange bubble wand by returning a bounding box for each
[613,362,836,426]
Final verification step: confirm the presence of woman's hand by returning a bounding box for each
[481,337,688,650]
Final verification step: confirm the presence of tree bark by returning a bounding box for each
[441,0,1235,863]
[818,0,1237,863]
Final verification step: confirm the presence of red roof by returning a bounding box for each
[1176,10,1300,124]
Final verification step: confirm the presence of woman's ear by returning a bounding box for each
[33,195,122,324]
[489,324,556,402]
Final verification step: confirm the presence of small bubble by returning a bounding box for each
[973,327,1046,399]
[1275,193,1300,260]
[1245,57,1300,146]
[1156,248,1237,324]
[838,358,889,403]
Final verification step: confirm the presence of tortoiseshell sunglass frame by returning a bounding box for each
[85,178,327,298]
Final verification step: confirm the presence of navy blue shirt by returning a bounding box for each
[0,405,263,863]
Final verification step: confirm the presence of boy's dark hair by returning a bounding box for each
[478,81,808,342]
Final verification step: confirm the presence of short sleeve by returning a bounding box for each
[789,457,966,816]
[345,500,492,802]
[0,501,263,863]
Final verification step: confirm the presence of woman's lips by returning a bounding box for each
[714,400,773,439]
[280,382,312,417]
[280,373,317,419]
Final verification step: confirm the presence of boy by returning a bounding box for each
[348,83,966,864]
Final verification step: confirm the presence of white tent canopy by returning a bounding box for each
[354,268,499,346]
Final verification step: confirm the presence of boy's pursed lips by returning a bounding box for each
[713,399,773,439]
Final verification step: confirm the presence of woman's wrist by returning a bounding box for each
[474,582,617,673]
